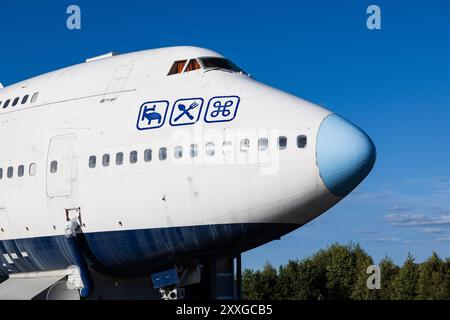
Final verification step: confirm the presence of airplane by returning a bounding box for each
[0,46,376,300]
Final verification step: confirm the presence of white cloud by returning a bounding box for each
[423,228,444,234]
[385,214,450,227]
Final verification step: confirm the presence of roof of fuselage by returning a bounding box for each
[2,46,224,90]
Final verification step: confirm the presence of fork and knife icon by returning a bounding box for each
[174,101,199,122]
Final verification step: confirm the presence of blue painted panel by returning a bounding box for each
[151,268,179,288]
[0,223,300,278]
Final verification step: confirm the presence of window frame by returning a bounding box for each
[31,92,39,103]
[50,161,58,174]
[297,135,307,148]
[205,142,215,157]
[29,163,36,176]
[21,95,29,104]
[174,145,183,159]
[7,166,13,179]
[190,144,199,158]
[223,141,232,155]
[18,165,25,177]
[129,151,138,164]
[167,60,188,76]
[258,138,269,151]
[240,139,250,152]
[3,99,10,109]
[278,136,288,150]
[102,154,110,167]
[159,147,168,161]
[144,149,152,162]
[89,155,97,169]
[184,59,202,73]
[116,152,124,166]
[12,97,20,107]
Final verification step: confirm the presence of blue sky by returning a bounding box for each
[1,1,449,268]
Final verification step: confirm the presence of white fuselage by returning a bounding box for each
[0,47,375,277]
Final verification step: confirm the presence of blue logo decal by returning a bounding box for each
[137,101,169,130]
[204,96,240,123]
[169,98,204,126]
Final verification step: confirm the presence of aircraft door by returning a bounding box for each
[0,207,12,241]
[46,134,77,198]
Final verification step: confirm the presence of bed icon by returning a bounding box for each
[142,106,162,125]
[137,100,169,130]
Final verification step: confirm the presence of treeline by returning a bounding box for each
[242,243,450,300]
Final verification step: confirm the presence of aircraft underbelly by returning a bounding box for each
[0,222,300,278]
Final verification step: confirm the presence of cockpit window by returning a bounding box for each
[168,60,187,75]
[167,57,246,76]
[185,59,201,72]
[199,57,244,73]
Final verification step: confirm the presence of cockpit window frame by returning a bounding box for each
[167,56,247,76]
[184,59,202,73]
[167,59,188,76]
[197,56,246,74]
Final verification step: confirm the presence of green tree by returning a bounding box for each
[242,268,259,300]
[259,262,279,299]
[277,260,301,299]
[312,243,358,299]
[416,252,449,299]
[241,244,450,301]
[350,245,376,300]
[378,256,400,300]
[391,254,419,300]
[242,262,279,300]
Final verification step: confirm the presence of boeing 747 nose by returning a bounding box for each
[316,114,376,197]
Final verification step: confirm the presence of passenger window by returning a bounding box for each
[130,151,138,164]
[102,154,110,167]
[18,165,24,177]
[50,161,58,173]
[144,149,152,162]
[12,97,19,106]
[7,166,13,178]
[185,59,201,72]
[240,139,250,152]
[223,141,232,155]
[21,95,29,104]
[190,144,198,158]
[206,142,215,156]
[31,92,39,103]
[116,152,124,165]
[0,168,3,179]
[258,138,268,151]
[29,163,36,176]
[89,156,96,168]
[297,135,307,148]
[159,147,167,160]
[168,60,187,76]
[174,146,183,159]
[3,99,10,109]
[278,136,287,150]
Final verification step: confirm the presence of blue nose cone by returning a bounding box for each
[317,114,376,197]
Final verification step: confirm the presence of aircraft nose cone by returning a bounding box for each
[316,114,376,197]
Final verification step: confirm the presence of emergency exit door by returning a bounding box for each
[46,134,77,198]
